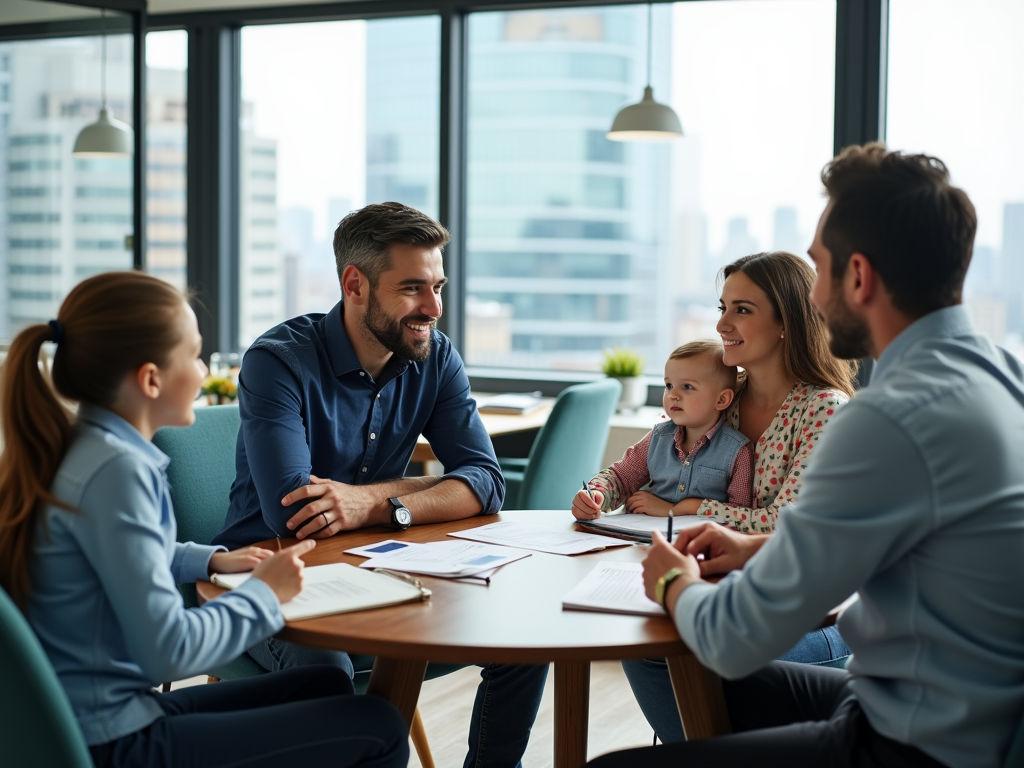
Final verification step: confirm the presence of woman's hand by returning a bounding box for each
[626,491,672,516]
[571,489,603,520]
[208,546,273,575]
[250,540,316,604]
[673,497,703,516]
[674,523,769,578]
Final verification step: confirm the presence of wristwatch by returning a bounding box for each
[655,567,686,607]
[387,497,412,531]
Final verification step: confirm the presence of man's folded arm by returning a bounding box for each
[237,347,316,537]
[674,403,933,679]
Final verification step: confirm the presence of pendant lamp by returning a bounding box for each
[73,9,133,156]
[607,4,683,142]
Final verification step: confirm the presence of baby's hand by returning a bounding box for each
[571,489,603,520]
[625,491,673,516]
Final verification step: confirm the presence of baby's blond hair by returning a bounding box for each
[668,339,737,391]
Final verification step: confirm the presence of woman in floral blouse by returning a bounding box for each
[622,251,859,744]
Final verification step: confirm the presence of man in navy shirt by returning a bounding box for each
[215,202,547,768]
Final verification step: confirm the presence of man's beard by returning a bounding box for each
[363,289,434,362]
[823,287,871,360]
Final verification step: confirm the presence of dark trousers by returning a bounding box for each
[588,661,950,768]
[89,666,408,768]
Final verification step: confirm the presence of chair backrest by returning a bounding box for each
[153,405,241,546]
[517,378,622,510]
[0,587,93,768]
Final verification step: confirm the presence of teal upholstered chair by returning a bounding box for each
[153,404,265,682]
[499,378,623,509]
[0,586,93,768]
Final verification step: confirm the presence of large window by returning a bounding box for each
[238,16,439,348]
[886,0,1024,360]
[0,11,134,342]
[145,29,187,291]
[464,1,836,373]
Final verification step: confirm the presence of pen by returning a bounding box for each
[667,510,674,542]
[582,481,595,501]
[276,536,282,552]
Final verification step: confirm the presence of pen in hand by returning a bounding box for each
[667,510,674,543]
[582,481,595,501]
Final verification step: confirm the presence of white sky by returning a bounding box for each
[145,0,1024,255]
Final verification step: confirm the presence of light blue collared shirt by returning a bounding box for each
[27,405,283,746]
[675,305,1024,768]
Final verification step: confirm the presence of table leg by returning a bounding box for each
[665,654,731,740]
[366,656,428,727]
[553,660,590,768]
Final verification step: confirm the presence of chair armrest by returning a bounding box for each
[497,457,529,472]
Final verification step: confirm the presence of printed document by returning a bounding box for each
[345,539,530,577]
[562,561,666,616]
[449,521,632,555]
[211,562,428,620]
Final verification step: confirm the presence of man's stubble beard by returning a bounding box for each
[362,289,434,362]
[823,281,871,360]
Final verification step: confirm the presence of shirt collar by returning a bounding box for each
[872,304,975,384]
[76,404,170,471]
[322,300,413,383]
[675,414,726,457]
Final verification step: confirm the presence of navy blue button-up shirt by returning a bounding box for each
[215,302,504,549]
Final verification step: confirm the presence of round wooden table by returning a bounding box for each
[197,510,729,767]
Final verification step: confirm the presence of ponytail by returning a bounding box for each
[0,325,73,606]
[0,271,187,607]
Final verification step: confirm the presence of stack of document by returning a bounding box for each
[561,561,665,617]
[577,512,712,543]
[345,539,530,580]
[449,520,632,555]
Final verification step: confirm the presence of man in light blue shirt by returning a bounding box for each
[591,144,1024,768]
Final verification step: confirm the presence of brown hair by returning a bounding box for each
[333,202,451,288]
[0,271,188,606]
[821,142,976,318]
[721,252,857,397]
[668,339,737,391]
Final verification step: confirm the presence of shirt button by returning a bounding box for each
[359,371,365,377]
[370,433,376,440]
[683,461,690,466]
[678,483,685,492]
[376,393,380,399]
[361,467,368,473]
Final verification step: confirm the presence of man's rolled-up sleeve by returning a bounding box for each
[421,346,505,513]
[237,347,316,536]
[672,403,933,680]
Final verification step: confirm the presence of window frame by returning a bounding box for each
[1,0,887,395]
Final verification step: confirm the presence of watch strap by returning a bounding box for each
[655,567,686,607]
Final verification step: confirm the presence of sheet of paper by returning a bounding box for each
[345,539,530,577]
[448,521,632,555]
[561,561,665,616]
[578,512,712,541]
[211,562,426,620]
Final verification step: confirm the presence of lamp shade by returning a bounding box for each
[72,108,133,156]
[606,86,683,142]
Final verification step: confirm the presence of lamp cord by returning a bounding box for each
[646,3,653,87]
[100,7,107,109]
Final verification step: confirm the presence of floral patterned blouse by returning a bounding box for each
[697,380,849,533]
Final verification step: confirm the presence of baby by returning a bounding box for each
[573,339,753,520]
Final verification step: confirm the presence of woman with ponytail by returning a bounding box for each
[0,272,406,768]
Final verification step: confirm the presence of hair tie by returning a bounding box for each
[47,319,64,345]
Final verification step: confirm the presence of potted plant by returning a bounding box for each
[601,348,647,412]
[201,375,238,405]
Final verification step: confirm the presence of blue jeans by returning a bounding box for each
[621,627,850,743]
[249,636,548,768]
[90,666,407,768]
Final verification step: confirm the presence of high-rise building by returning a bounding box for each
[461,7,674,370]
[772,206,803,255]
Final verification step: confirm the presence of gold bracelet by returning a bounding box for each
[655,567,686,607]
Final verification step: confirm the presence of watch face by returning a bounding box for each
[395,507,412,526]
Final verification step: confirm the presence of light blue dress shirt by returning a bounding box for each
[674,305,1024,768]
[27,405,283,746]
